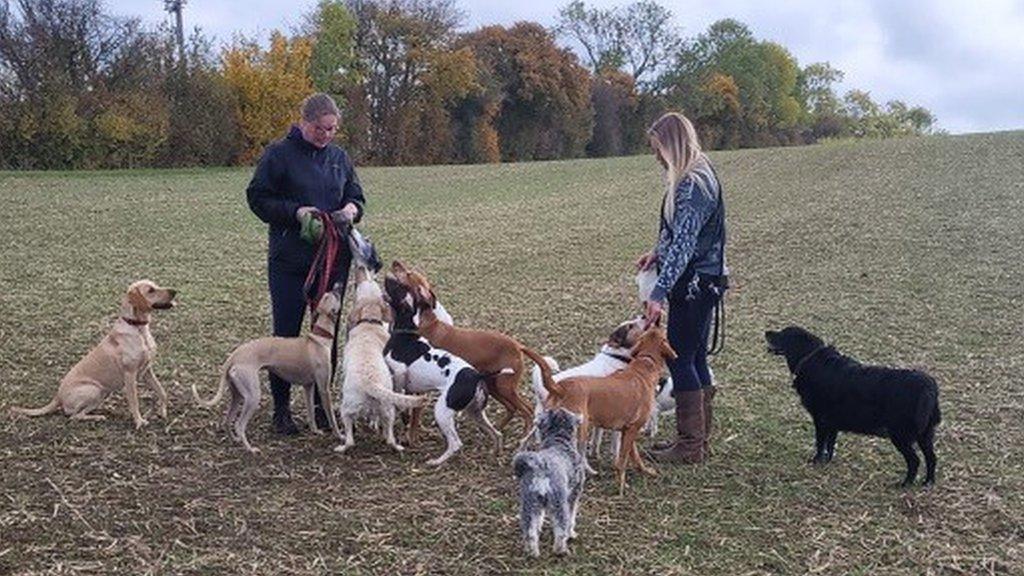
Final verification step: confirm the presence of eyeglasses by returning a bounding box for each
[313,123,338,136]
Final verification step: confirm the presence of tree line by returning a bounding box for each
[0,0,938,170]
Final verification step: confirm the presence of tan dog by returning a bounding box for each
[391,260,542,436]
[536,328,677,494]
[192,286,345,454]
[10,280,177,428]
[336,266,426,453]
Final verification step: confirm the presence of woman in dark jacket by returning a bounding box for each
[246,93,366,435]
[636,112,727,464]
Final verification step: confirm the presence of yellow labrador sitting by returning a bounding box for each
[10,280,177,428]
[192,286,345,454]
[336,266,427,454]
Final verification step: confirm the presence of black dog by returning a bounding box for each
[765,325,941,487]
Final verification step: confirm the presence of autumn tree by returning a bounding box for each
[344,0,463,164]
[221,31,313,163]
[556,0,680,88]
[459,23,593,162]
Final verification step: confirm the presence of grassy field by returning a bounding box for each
[1,132,1022,575]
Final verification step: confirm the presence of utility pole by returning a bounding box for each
[164,0,186,68]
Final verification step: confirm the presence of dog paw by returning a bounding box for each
[135,418,149,429]
[334,444,353,453]
[390,443,405,452]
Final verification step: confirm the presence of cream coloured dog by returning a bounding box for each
[192,286,344,453]
[10,280,177,428]
[336,267,427,454]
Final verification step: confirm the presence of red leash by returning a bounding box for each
[303,211,343,324]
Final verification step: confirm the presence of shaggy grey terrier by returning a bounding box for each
[512,408,585,557]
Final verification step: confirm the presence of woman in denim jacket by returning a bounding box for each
[636,112,727,464]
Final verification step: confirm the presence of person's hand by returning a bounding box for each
[295,206,319,223]
[331,202,360,223]
[635,250,657,272]
[643,299,663,329]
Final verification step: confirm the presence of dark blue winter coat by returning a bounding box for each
[246,125,366,274]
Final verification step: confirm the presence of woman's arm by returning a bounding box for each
[246,147,301,228]
[340,151,366,223]
[649,178,719,303]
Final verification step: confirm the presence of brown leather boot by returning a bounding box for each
[703,385,716,457]
[651,389,706,464]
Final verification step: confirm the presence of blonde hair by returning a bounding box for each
[648,112,710,224]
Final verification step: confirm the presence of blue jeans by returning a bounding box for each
[666,275,720,394]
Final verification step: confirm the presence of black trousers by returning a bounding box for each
[267,251,351,414]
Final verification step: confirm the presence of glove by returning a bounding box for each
[299,212,324,244]
[330,209,353,236]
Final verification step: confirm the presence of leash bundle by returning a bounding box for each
[303,211,345,385]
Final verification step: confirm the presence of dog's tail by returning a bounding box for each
[365,385,427,410]
[193,362,231,408]
[529,356,560,403]
[520,346,563,401]
[9,397,60,417]
[512,451,542,481]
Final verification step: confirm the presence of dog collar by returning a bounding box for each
[349,318,384,333]
[601,351,632,364]
[121,316,149,327]
[311,325,335,339]
[389,327,419,335]
[792,344,829,379]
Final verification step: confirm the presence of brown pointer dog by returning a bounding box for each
[390,260,542,437]
[536,327,677,494]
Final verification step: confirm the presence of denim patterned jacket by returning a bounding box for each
[650,160,728,303]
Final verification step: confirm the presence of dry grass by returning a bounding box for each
[1,132,1023,575]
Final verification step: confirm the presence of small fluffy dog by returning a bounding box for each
[538,328,677,493]
[383,273,504,465]
[336,267,427,453]
[193,286,344,453]
[11,280,176,428]
[766,325,941,487]
[513,408,586,558]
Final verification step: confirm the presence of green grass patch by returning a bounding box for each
[1,132,1022,574]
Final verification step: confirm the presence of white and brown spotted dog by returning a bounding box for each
[11,280,177,429]
[383,273,505,465]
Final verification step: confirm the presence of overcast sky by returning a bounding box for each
[110,0,1024,134]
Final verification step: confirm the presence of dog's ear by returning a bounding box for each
[380,302,392,323]
[415,284,436,308]
[660,336,678,361]
[128,287,151,314]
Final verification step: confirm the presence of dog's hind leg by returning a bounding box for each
[825,429,839,462]
[381,403,405,452]
[551,499,571,556]
[578,418,598,476]
[335,402,357,453]
[609,430,623,462]
[304,384,323,435]
[590,428,602,458]
[890,434,920,488]
[521,501,544,558]
[427,401,460,466]
[568,484,583,540]
[233,370,262,454]
[918,426,937,486]
[628,434,658,477]
[468,400,503,454]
